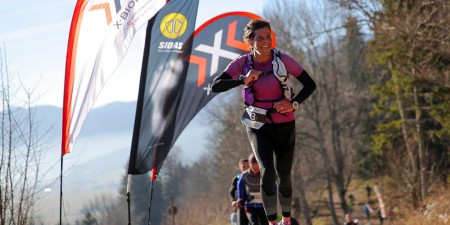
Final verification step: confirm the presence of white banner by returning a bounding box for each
[62,0,167,155]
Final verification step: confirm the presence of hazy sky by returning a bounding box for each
[0,0,267,108]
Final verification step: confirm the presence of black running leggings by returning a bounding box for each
[246,121,295,221]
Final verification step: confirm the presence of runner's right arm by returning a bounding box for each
[211,72,244,93]
[229,176,238,202]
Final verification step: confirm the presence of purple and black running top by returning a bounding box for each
[223,52,304,124]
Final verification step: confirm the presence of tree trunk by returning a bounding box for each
[413,86,427,201]
[296,172,313,225]
[326,177,339,225]
[392,72,420,208]
[331,119,348,216]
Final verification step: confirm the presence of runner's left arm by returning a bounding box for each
[291,70,316,104]
[282,53,317,105]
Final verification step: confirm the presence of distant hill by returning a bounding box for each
[78,101,137,137]
[17,100,210,169]
[7,101,210,224]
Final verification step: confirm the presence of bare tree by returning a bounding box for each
[202,90,253,196]
[0,47,45,224]
[336,0,450,208]
[264,1,370,224]
[336,0,450,87]
[172,90,253,224]
[74,194,128,225]
[173,1,373,224]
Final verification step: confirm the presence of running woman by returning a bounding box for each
[211,19,316,225]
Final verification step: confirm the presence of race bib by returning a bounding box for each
[249,192,263,204]
[241,106,267,129]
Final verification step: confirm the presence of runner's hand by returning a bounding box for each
[273,99,294,113]
[231,201,238,209]
[237,199,245,208]
[244,69,261,84]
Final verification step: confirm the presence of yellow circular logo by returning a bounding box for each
[160,13,188,39]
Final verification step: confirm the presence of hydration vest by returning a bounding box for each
[243,49,302,106]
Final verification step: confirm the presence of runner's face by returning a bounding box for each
[240,162,249,172]
[249,27,272,57]
[249,162,259,173]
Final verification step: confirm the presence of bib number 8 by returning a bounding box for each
[250,112,256,120]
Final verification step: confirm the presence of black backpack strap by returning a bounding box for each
[272,48,281,59]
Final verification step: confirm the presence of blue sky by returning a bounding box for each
[0,0,267,108]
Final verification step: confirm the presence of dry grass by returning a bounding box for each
[348,179,450,225]
[173,195,232,225]
[396,186,450,225]
[169,179,448,225]
[309,178,449,225]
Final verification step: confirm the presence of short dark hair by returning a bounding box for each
[243,19,271,43]
[248,153,257,163]
[239,158,249,165]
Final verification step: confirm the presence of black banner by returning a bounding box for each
[128,10,264,175]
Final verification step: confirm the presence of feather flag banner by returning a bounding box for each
[62,0,167,156]
[128,10,271,175]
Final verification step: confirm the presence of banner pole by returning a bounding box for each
[127,175,132,225]
[147,168,157,225]
[59,156,64,225]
